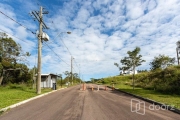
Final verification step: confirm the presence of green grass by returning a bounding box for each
[0,84,53,109]
[100,75,180,109]
[113,83,180,109]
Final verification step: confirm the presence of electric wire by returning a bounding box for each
[0,28,39,69]
[0,11,36,34]
[43,42,70,66]
[54,30,80,73]
[32,1,80,74]
[0,28,27,43]
[47,20,80,73]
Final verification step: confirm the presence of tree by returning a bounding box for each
[0,33,30,85]
[118,47,145,90]
[150,54,175,70]
[57,74,63,87]
[90,78,94,83]
[73,73,78,78]
[63,71,81,85]
[114,62,130,75]
[64,71,70,85]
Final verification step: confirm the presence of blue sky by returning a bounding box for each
[0,0,180,81]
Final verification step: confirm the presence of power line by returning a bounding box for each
[42,43,78,73]
[49,29,80,74]
[56,32,80,72]
[0,28,39,70]
[58,35,81,72]
[0,28,30,43]
[32,2,80,73]
[43,42,70,66]
[0,10,36,34]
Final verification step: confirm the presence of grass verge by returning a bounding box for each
[113,83,180,109]
[0,84,53,110]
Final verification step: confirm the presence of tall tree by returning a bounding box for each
[120,47,145,90]
[73,73,78,78]
[64,71,70,84]
[150,54,175,70]
[0,33,30,85]
[114,63,130,75]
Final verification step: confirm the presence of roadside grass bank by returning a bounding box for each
[116,84,180,109]
[99,73,180,109]
[0,84,53,109]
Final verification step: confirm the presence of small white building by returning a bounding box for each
[121,70,138,75]
[41,73,58,88]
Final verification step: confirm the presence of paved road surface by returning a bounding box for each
[0,84,179,120]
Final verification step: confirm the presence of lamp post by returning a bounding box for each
[56,31,71,87]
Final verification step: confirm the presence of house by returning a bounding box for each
[41,73,58,88]
[121,70,138,75]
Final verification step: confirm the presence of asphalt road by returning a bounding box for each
[0,84,179,120]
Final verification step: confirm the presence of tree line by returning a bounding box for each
[0,33,31,85]
[114,47,178,92]
[0,33,82,86]
[114,47,175,74]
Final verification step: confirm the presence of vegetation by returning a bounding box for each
[114,47,145,89]
[0,34,179,110]
[150,54,175,70]
[0,84,52,109]
[98,65,180,109]
[0,33,30,85]
[62,71,82,85]
[101,47,180,108]
[0,34,82,88]
[103,65,180,94]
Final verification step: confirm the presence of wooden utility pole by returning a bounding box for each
[176,41,180,65]
[36,6,43,94]
[31,6,49,94]
[176,48,179,65]
[71,56,73,85]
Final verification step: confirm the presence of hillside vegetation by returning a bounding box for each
[99,65,180,95]
[96,66,180,109]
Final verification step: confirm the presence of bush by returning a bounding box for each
[135,66,180,94]
[8,83,28,91]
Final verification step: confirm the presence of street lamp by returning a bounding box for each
[67,32,71,34]
[56,31,71,86]
[54,31,71,39]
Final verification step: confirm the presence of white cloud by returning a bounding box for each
[1,0,180,80]
[125,0,144,20]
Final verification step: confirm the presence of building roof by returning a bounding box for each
[36,73,58,76]
[41,73,58,76]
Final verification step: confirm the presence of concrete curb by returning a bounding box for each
[107,86,180,115]
[0,87,67,113]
